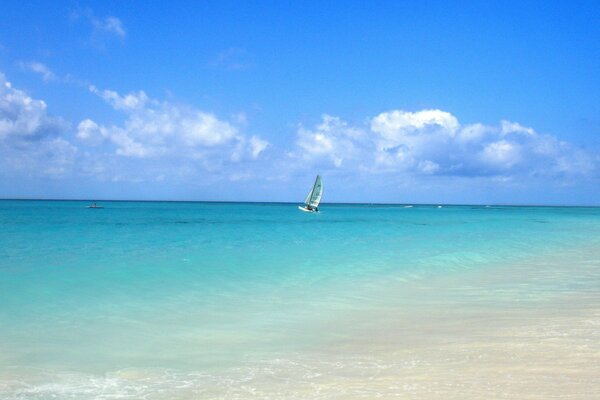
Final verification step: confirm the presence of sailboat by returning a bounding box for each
[298,175,323,213]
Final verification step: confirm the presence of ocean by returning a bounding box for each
[1,200,599,399]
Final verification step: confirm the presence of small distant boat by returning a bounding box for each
[437,205,443,208]
[87,202,104,209]
[298,175,323,213]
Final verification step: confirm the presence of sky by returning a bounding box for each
[1,0,599,204]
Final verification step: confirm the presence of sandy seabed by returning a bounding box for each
[2,243,600,399]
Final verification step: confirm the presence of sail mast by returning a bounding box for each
[309,175,322,209]
[305,176,317,208]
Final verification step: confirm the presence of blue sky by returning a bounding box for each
[1,1,599,204]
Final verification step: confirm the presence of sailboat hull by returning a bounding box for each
[298,206,318,213]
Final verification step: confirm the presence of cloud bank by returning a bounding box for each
[291,109,595,181]
[0,70,597,200]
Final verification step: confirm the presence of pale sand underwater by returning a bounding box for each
[2,241,599,399]
[1,202,600,398]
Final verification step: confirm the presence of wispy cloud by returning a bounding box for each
[94,16,126,39]
[210,48,255,71]
[19,61,92,90]
[19,61,56,82]
[70,8,126,48]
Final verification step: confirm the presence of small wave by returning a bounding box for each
[0,360,410,399]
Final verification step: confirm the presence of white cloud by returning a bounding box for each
[0,65,595,193]
[249,136,269,159]
[79,86,268,162]
[481,140,521,168]
[371,109,459,143]
[418,160,440,174]
[0,74,77,178]
[89,86,148,110]
[76,118,103,142]
[456,123,490,143]
[370,109,459,171]
[292,108,596,179]
[370,109,596,177]
[0,72,271,184]
[0,73,67,141]
[501,120,535,136]
[181,112,237,147]
[295,114,367,168]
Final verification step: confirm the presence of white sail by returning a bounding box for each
[304,190,313,205]
[304,175,323,208]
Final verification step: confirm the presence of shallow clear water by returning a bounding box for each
[1,201,600,399]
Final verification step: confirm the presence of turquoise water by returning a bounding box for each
[1,201,600,398]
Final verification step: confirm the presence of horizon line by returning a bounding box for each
[1,198,599,208]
